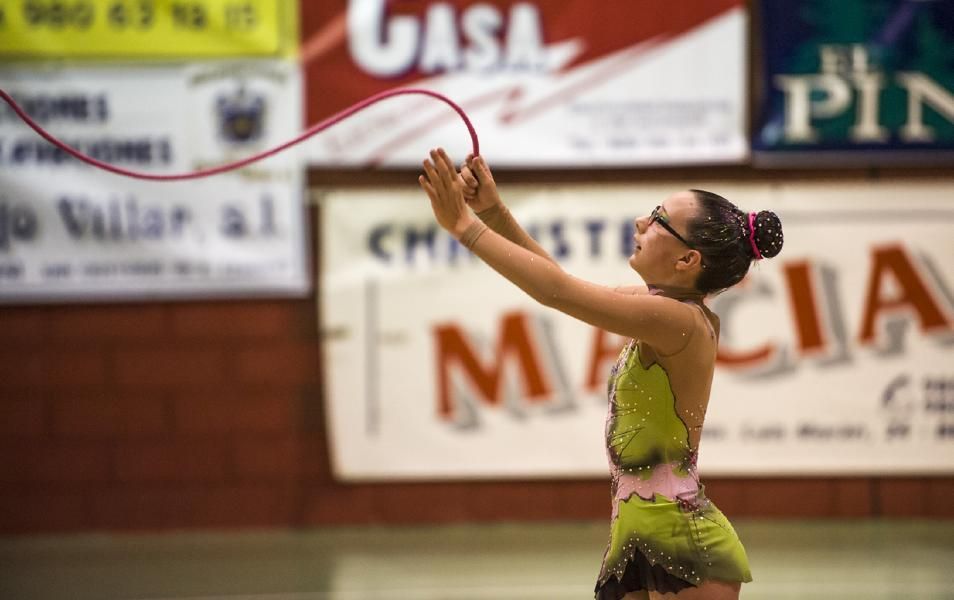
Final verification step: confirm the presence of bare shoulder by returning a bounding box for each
[651,299,718,359]
[699,302,721,341]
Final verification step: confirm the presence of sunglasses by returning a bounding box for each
[649,205,695,249]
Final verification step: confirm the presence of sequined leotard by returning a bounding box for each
[595,325,752,598]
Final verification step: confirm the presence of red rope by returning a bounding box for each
[0,87,479,181]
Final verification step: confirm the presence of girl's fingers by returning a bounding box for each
[427,150,449,193]
[462,156,474,182]
[429,149,448,186]
[475,156,492,182]
[418,174,437,201]
[423,159,449,198]
[422,158,440,187]
[440,148,457,174]
[435,148,457,187]
[471,156,486,182]
[436,148,452,170]
[461,167,478,188]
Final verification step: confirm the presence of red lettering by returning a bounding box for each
[584,328,626,392]
[784,261,828,355]
[714,276,779,368]
[858,244,951,344]
[433,311,551,420]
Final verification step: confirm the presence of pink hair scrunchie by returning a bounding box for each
[747,212,763,260]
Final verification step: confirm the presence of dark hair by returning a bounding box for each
[687,189,783,293]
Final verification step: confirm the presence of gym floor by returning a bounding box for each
[2,520,952,599]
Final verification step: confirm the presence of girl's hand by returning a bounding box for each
[459,154,501,213]
[419,148,476,238]
[459,154,479,204]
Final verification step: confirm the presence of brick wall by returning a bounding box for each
[0,299,320,532]
[1,204,952,534]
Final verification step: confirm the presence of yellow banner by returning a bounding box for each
[0,0,297,58]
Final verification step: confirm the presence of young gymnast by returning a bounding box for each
[419,148,783,600]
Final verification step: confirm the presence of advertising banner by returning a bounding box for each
[0,61,309,301]
[302,0,747,167]
[321,181,954,480]
[0,0,298,59]
[754,0,954,166]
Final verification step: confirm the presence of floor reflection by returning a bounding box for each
[1,521,952,599]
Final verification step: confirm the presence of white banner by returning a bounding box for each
[303,1,747,167]
[321,181,954,480]
[0,61,308,301]
[321,180,954,480]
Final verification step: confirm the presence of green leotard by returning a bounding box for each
[595,338,752,598]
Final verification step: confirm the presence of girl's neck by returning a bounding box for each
[648,284,706,303]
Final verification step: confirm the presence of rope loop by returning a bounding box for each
[0,87,479,181]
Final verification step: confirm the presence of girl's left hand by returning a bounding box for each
[419,148,477,238]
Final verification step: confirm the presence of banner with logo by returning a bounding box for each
[302,0,747,167]
[0,0,298,58]
[0,62,308,301]
[320,181,954,480]
[753,0,954,166]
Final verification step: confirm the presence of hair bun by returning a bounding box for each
[751,210,783,259]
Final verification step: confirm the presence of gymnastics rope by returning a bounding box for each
[0,87,480,181]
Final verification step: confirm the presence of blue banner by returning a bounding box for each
[754,0,954,166]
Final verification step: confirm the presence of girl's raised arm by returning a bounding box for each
[460,155,558,265]
[461,155,647,298]
[421,149,694,353]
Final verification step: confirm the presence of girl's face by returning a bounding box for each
[629,191,700,286]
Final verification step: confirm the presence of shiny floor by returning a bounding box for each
[1,521,953,599]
